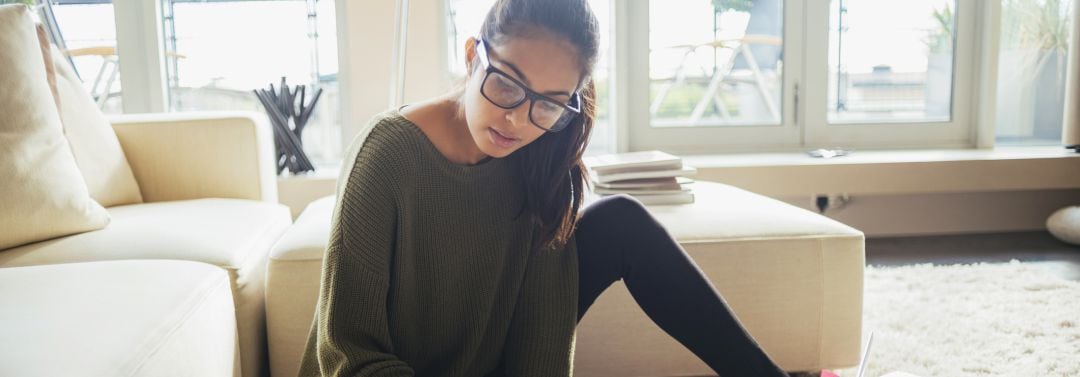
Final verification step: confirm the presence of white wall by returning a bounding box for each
[335,0,452,149]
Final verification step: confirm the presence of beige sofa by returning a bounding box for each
[0,6,290,375]
[0,112,292,377]
[0,260,242,376]
[266,181,866,377]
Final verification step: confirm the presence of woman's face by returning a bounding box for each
[461,33,582,159]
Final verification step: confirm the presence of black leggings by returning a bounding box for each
[574,194,789,377]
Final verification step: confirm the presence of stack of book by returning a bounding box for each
[583,150,697,205]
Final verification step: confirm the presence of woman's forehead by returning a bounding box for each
[487,35,582,96]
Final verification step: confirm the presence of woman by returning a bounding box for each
[296,0,789,376]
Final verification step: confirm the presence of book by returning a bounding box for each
[585,151,697,205]
[593,185,691,196]
[601,191,695,205]
[589,166,697,184]
[593,177,695,190]
[583,150,682,174]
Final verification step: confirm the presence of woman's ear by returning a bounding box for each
[464,37,478,73]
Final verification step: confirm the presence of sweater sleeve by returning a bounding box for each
[295,124,415,377]
[499,238,580,377]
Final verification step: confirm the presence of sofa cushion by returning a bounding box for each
[0,198,292,377]
[48,43,143,207]
[35,24,61,110]
[0,260,240,377]
[0,198,289,268]
[0,4,110,251]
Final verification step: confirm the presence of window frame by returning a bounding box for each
[624,0,805,154]
[802,0,980,149]
[623,0,991,154]
[107,0,1007,155]
[115,0,170,113]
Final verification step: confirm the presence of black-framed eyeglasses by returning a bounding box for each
[476,38,581,133]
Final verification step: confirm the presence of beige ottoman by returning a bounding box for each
[575,182,865,376]
[266,181,865,377]
[0,260,240,377]
[267,199,334,377]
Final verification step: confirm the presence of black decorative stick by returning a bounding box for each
[254,78,321,175]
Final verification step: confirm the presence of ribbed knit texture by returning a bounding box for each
[296,109,579,377]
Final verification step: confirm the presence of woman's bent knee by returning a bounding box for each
[581,194,650,225]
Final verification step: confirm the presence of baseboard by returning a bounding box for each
[776,189,1080,237]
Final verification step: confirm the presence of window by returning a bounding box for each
[627,0,802,153]
[446,0,615,155]
[162,0,342,164]
[801,0,976,149]
[53,0,1067,161]
[625,0,980,153]
[827,0,955,124]
[49,0,123,114]
[995,0,1073,146]
[649,0,784,128]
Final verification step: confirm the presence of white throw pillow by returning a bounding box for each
[1047,206,1080,246]
[0,4,110,250]
[48,44,143,207]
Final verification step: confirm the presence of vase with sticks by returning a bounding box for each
[254,77,323,175]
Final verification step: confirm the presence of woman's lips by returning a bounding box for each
[488,128,519,148]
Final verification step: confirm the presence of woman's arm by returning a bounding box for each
[300,245,414,377]
[499,240,580,376]
[296,123,414,377]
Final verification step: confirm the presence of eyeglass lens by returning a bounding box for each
[482,71,568,130]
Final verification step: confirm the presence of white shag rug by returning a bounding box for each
[833,260,1080,377]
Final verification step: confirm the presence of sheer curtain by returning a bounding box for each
[1063,0,1080,151]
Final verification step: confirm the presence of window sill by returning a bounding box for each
[681,146,1080,197]
[276,162,341,218]
[273,147,1080,209]
[276,162,342,181]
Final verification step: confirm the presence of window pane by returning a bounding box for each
[446,0,614,155]
[995,0,1072,145]
[163,0,342,164]
[827,0,955,123]
[51,0,123,114]
[649,0,783,128]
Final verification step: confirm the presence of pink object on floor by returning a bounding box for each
[820,370,841,377]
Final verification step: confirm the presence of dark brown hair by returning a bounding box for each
[473,0,600,252]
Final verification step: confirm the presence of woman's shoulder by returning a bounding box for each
[347,109,423,161]
[359,108,421,149]
[337,109,423,187]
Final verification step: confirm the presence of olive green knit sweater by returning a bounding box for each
[295,109,579,377]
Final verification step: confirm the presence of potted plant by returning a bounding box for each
[712,0,753,13]
[924,3,955,119]
[997,0,1072,142]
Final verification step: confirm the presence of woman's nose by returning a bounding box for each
[504,103,530,129]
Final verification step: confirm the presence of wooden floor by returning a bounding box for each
[866,230,1080,281]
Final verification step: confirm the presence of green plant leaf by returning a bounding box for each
[712,0,754,13]
[924,3,955,54]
